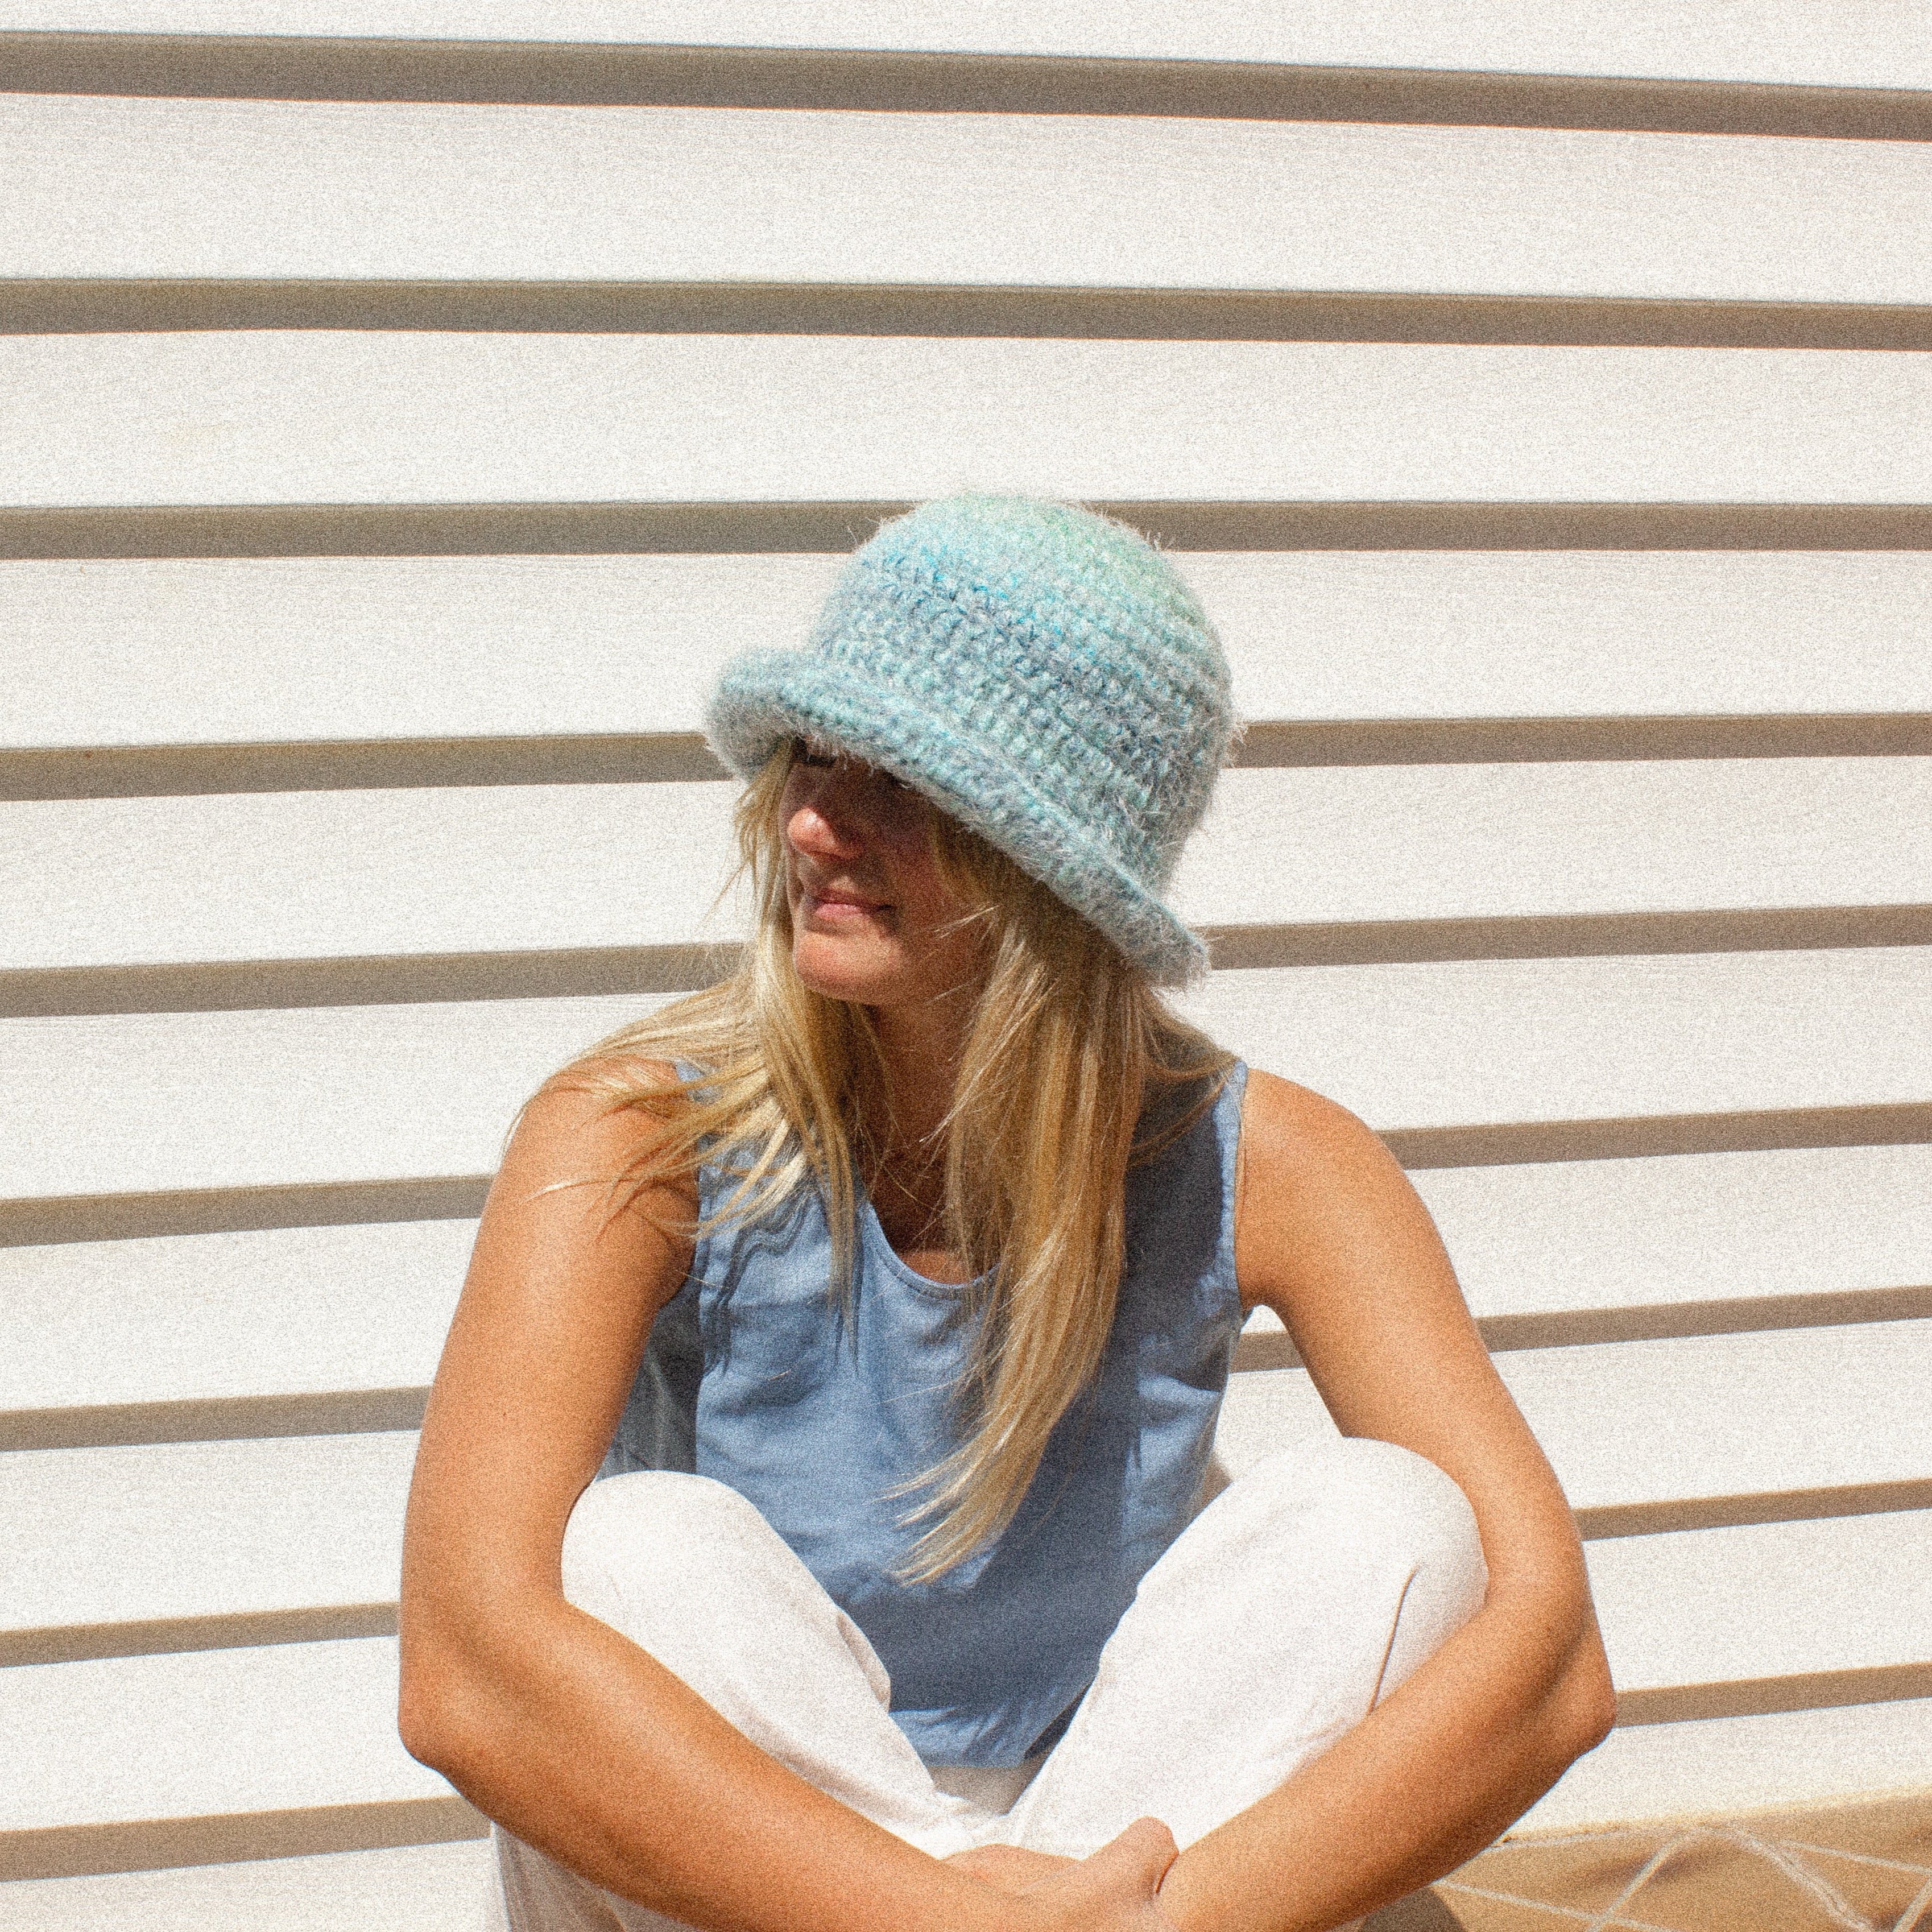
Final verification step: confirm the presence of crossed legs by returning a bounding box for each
[491,1435,1487,1930]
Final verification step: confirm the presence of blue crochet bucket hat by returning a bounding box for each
[704,495,1235,984]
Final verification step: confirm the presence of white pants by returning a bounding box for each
[490,1435,1487,1931]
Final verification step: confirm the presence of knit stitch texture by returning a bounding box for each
[704,495,1234,983]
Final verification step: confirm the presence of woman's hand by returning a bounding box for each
[951,1820,1181,1929]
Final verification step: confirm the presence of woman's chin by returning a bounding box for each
[791,934,904,1006]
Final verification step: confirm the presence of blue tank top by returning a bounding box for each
[601,1062,1248,1767]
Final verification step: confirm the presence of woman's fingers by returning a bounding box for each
[944,1843,1079,1892]
[1022,1817,1181,1929]
[1089,1816,1180,1901]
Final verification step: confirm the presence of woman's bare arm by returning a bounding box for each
[398,1074,1174,1932]
[1154,1073,1616,1932]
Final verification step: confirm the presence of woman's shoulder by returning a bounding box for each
[510,1058,704,1211]
[1234,1069,1433,1298]
[1238,1067,1389,1166]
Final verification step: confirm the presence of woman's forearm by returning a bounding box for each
[1152,1591,1615,1932]
[401,1584,1015,1932]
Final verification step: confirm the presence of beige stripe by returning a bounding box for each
[0,33,1926,138]
[1616,1661,1932,1726]
[0,944,733,1020]
[11,909,1932,1024]
[1385,1102,1932,1170]
[0,1796,486,1884]
[0,1177,489,1250]
[5,282,1931,351]
[13,714,1932,803]
[1578,1480,1932,1541]
[0,1388,429,1454]
[1233,1286,1932,1370]
[2,502,1930,564]
[0,1603,400,1669]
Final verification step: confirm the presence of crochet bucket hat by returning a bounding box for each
[704,495,1235,984]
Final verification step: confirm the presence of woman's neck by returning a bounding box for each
[862,991,973,1280]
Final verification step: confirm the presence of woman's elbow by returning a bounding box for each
[1552,1624,1619,1761]
[396,1625,494,1784]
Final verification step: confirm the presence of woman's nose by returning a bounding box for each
[785,768,877,858]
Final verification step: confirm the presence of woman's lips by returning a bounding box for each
[800,886,890,922]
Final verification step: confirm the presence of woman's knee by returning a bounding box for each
[561,1470,783,1637]
[1306,1437,1488,1697]
[1218,1435,1487,1652]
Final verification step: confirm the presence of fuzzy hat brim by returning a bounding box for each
[706,648,1209,986]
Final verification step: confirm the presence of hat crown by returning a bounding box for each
[808,498,1232,888]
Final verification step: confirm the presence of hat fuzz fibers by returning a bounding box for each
[705,495,1235,984]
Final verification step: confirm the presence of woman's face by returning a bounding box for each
[780,743,983,1011]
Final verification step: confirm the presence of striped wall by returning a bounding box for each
[2,8,1930,1925]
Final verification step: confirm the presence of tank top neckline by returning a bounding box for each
[857,1189,987,1301]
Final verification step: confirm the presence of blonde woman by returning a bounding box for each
[399,497,1615,1932]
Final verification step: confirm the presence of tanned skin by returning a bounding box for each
[400,752,1614,1932]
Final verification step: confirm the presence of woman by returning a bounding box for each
[399,496,1615,1932]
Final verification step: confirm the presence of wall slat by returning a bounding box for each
[0,1433,416,1646]
[0,1839,494,1932]
[1520,1698,1932,1835]
[4,336,1927,510]
[8,1366,1929,1649]
[5,98,1929,305]
[1588,1510,1932,1695]
[6,1141,1930,1439]
[6,950,1930,1205]
[10,553,1932,756]
[0,1637,458,1846]
[9,759,1931,974]
[0,1222,470,1417]
[1218,1321,1932,1517]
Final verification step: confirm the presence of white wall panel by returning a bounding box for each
[1,1433,415,1633]
[1187,948,1932,1136]
[5,336,1926,509]
[11,1424,1926,1678]
[1216,1322,1932,1509]
[1178,758,1932,930]
[0,783,742,969]
[0,1223,470,1415]
[0,1637,448,1834]
[1518,1697,1932,1834]
[1588,1511,1932,1693]
[8,950,1930,1202]
[0,995,667,1201]
[11,759,1930,973]
[5,3,1927,91]
[7,99,1928,304]
[8,1143,1929,1424]
[13,553,1931,754]
[1417,1144,1932,1322]
[0,1839,494,1932]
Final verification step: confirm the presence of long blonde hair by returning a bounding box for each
[563,742,1232,1580]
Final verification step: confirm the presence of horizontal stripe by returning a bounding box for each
[13,761,1932,975]
[0,1604,399,1670]
[13,717,1932,801]
[0,1798,484,1884]
[11,553,1929,753]
[0,30,1925,133]
[1617,1662,1932,1726]
[6,501,1932,560]
[5,282,1931,351]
